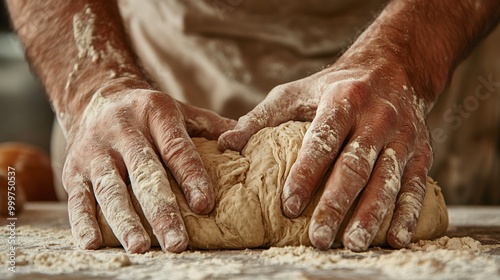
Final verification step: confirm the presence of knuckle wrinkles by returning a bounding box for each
[162,137,193,162]
[341,152,371,183]
[413,147,433,169]
[321,200,345,223]
[365,206,385,224]
[149,211,179,232]
[342,81,370,108]
[405,177,426,197]
[398,123,417,140]
[93,177,122,202]
[144,91,169,108]
[378,103,399,124]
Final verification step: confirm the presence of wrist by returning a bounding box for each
[338,0,500,112]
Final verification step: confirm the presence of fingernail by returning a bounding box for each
[164,230,188,253]
[345,227,370,252]
[311,225,334,250]
[189,185,213,215]
[394,228,411,247]
[284,195,302,217]
[78,229,101,250]
[125,232,150,254]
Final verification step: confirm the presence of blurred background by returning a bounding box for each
[0,1,54,154]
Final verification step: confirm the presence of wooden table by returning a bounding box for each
[1,203,499,279]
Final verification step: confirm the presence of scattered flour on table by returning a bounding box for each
[2,230,499,279]
[1,204,499,279]
[261,237,499,280]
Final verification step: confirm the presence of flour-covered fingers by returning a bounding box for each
[146,93,214,215]
[179,103,237,140]
[151,122,214,215]
[63,164,102,250]
[307,133,381,249]
[342,143,408,251]
[387,144,432,248]
[120,135,188,252]
[282,98,353,220]
[90,153,150,253]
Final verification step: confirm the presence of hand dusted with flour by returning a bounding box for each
[7,1,235,253]
[219,0,500,251]
[100,122,448,250]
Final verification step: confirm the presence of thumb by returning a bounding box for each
[218,98,290,152]
[219,81,310,152]
[179,103,237,140]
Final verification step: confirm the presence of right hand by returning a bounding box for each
[63,84,236,253]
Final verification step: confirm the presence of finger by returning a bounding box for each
[307,133,382,250]
[90,153,150,253]
[147,93,215,214]
[62,163,102,250]
[282,97,354,219]
[387,143,432,248]
[218,85,297,152]
[179,103,237,140]
[119,134,188,253]
[342,142,408,251]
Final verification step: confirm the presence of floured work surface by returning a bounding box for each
[1,203,499,280]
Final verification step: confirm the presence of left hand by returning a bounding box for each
[218,45,434,251]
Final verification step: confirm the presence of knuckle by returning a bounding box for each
[403,176,426,197]
[162,137,193,162]
[243,110,266,127]
[62,168,86,193]
[67,188,87,210]
[306,124,340,154]
[387,140,412,163]
[415,143,433,170]
[93,175,121,203]
[365,206,385,225]
[89,156,123,200]
[269,83,293,96]
[143,90,170,107]
[319,198,345,225]
[339,80,371,108]
[149,210,181,234]
[341,152,372,183]
[379,101,399,121]
[397,123,417,141]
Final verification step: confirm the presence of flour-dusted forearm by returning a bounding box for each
[360,0,500,104]
[6,0,148,136]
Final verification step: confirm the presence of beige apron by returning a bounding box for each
[52,0,500,204]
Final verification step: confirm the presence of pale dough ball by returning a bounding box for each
[98,121,448,249]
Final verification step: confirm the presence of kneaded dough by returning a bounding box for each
[98,121,448,249]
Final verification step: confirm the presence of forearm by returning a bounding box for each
[6,0,149,135]
[341,0,500,109]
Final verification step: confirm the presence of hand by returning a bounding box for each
[63,84,235,253]
[219,47,434,251]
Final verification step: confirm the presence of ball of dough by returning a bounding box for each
[98,122,448,249]
[0,142,57,206]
